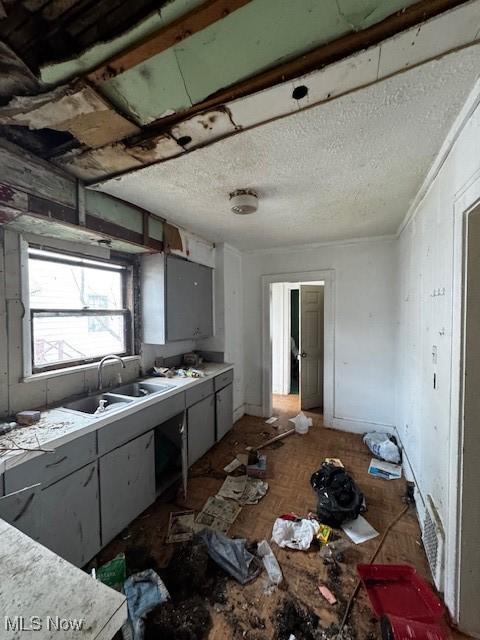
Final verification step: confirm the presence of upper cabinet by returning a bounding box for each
[142,253,213,344]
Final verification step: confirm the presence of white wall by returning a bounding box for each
[242,238,397,429]
[396,89,480,635]
[271,283,287,395]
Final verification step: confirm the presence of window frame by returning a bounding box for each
[27,246,136,374]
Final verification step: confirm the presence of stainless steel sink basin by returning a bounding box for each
[111,382,172,397]
[62,393,134,415]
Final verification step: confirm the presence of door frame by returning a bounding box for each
[262,270,334,423]
[448,175,480,635]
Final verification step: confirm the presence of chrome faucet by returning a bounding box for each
[97,355,126,391]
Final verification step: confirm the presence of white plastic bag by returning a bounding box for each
[289,412,312,434]
[257,539,283,586]
[363,432,401,464]
[271,517,319,550]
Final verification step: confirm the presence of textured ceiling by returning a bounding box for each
[95,46,480,250]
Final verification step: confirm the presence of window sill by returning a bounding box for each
[22,355,141,384]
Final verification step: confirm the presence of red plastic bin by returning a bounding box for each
[357,564,447,640]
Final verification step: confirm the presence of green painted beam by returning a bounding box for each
[97,0,421,125]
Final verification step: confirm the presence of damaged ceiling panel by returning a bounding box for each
[54,132,183,180]
[0,80,139,148]
[90,0,423,126]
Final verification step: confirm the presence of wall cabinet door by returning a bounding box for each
[187,395,215,466]
[40,462,101,567]
[166,256,213,341]
[216,383,233,441]
[99,431,155,546]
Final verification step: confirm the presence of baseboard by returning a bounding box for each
[331,417,396,435]
[244,404,264,417]
[233,405,245,422]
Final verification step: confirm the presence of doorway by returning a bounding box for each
[271,281,325,415]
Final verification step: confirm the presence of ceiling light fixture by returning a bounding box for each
[229,189,258,215]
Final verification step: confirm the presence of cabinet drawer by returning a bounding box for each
[214,369,234,392]
[97,392,185,454]
[185,379,214,407]
[4,431,97,493]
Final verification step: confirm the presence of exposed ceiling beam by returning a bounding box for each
[87,0,254,86]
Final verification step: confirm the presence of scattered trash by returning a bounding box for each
[247,428,295,451]
[95,553,126,591]
[195,495,241,534]
[223,458,241,473]
[318,584,337,605]
[166,510,195,543]
[358,564,447,639]
[289,411,312,434]
[368,458,402,480]
[145,596,211,640]
[324,457,344,468]
[342,515,379,544]
[123,570,170,640]
[217,474,269,504]
[247,452,267,478]
[319,538,351,561]
[272,517,320,551]
[16,410,41,425]
[199,529,261,585]
[363,432,401,464]
[315,523,333,545]
[275,597,320,640]
[257,539,283,587]
[311,463,364,527]
[265,416,279,424]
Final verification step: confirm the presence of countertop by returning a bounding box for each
[0,518,126,640]
[0,362,233,475]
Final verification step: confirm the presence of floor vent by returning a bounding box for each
[422,495,445,591]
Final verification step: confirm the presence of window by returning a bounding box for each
[28,248,133,372]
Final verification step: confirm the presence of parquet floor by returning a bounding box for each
[99,394,471,639]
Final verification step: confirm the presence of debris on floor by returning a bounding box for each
[246,451,268,478]
[367,458,402,480]
[324,457,344,468]
[341,515,379,544]
[363,432,401,464]
[199,529,261,584]
[195,495,242,533]
[289,411,313,434]
[265,416,279,425]
[94,552,126,590]
[217,474,269,504]
[311,462,364,527]
[272,516,320,550]
[257,539,283,587]
[123,569,170,640]
[166,510,196,543]
[246,428,295,451]
[318,584,337,605]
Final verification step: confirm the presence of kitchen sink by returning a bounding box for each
[111,381,172,397]
[62,393,134,415]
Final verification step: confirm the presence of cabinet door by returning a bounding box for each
[187,395,215,466]
[99,431,155,546]
[40,462,100,567]
[216,383,233,441]
[0,485,41,541]
[166,256,213,341]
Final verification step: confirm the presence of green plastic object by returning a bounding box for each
[96,553,126,591]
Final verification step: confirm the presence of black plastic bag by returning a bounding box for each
[310,463,364,527]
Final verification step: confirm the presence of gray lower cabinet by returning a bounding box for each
[0,485,42,541]
[187,395,215,466]
[216,383,233,441]
[39,461,100,567]
[99,430,156,546]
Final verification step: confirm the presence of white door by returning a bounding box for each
[300,285,324,410]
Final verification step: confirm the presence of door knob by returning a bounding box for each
[300,352,307,358]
